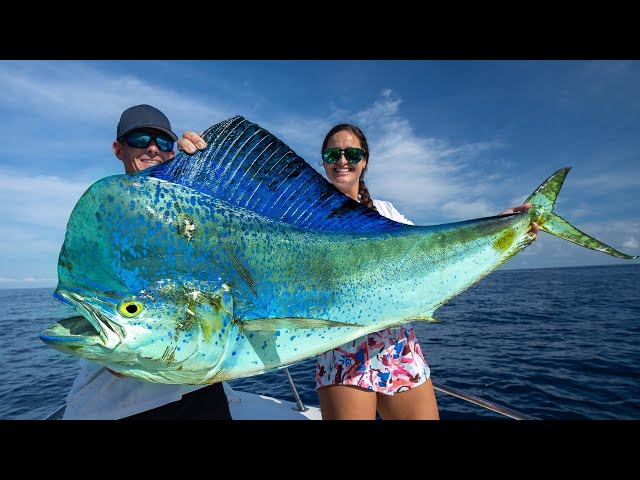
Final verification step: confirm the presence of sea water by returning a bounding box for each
[1,264,638,420]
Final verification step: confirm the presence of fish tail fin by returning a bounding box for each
[525,167,638,259]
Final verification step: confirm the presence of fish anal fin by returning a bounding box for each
[407,314,443,323]
[241,317,363,332]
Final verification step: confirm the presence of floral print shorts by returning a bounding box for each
[315,325,430,395]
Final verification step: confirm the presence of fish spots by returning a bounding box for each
[493,228,516,253]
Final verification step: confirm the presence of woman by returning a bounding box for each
[315,123,440,420]
[315,123,537,420]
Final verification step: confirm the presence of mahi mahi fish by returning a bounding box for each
[39,116,638,384]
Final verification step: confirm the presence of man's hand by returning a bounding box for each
[499,202,539,238]
[177,131,207,154]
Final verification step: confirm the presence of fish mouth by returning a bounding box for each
[41,288,124,349]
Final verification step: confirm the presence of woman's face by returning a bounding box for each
[322,130,367,200]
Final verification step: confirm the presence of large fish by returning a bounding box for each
[40,116,637,384]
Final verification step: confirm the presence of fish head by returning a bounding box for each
[42,280,234,384]
[40,174,235,384]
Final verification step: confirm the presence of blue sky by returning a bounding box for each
[0,60,638,289]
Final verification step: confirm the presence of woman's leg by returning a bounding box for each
[376,378,440,420]
[317,384,378,420]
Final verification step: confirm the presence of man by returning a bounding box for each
[62,104,232,419]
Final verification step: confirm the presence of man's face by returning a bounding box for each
[113,128,175,173]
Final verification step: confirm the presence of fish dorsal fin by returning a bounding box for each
[143,116,408,233]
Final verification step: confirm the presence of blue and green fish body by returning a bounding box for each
[40,116,637,384]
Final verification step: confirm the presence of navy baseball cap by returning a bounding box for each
[116,104,178,141]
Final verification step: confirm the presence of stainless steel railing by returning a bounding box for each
[43,403,66,420]
[431,381,540,420]
[43,374,539,420]
[284,367,309,412]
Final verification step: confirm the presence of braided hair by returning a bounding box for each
[321,123,378,213]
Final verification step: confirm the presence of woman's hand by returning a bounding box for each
[499,202,539,238]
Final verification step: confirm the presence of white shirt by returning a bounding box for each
[63,359,208,420]
[372,199,414,330]
[372,199,414,226]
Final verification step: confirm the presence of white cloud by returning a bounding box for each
[568,171,640,193]
[0,170,88,287]
[439,200,497,220]
[0,61,227,149]
[319,90,513,224]
[0,168,90,229]
[0,61,144,122]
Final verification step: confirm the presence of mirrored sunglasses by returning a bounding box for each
[123,130,174,152]
[322,147,366,164]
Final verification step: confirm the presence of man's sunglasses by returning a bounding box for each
[322,147,367,164]
[122,130,174,152]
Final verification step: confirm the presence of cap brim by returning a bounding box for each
[118,124,178,142]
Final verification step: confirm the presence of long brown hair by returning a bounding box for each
[321,123,377,212]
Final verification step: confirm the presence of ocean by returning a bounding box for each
[1,264,638,420]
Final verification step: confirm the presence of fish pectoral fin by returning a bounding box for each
[241,317,363,332]
[407,314,443,323]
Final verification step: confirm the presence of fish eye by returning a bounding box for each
[118,298,144,318]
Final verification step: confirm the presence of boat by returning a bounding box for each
[42,367,538,420]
